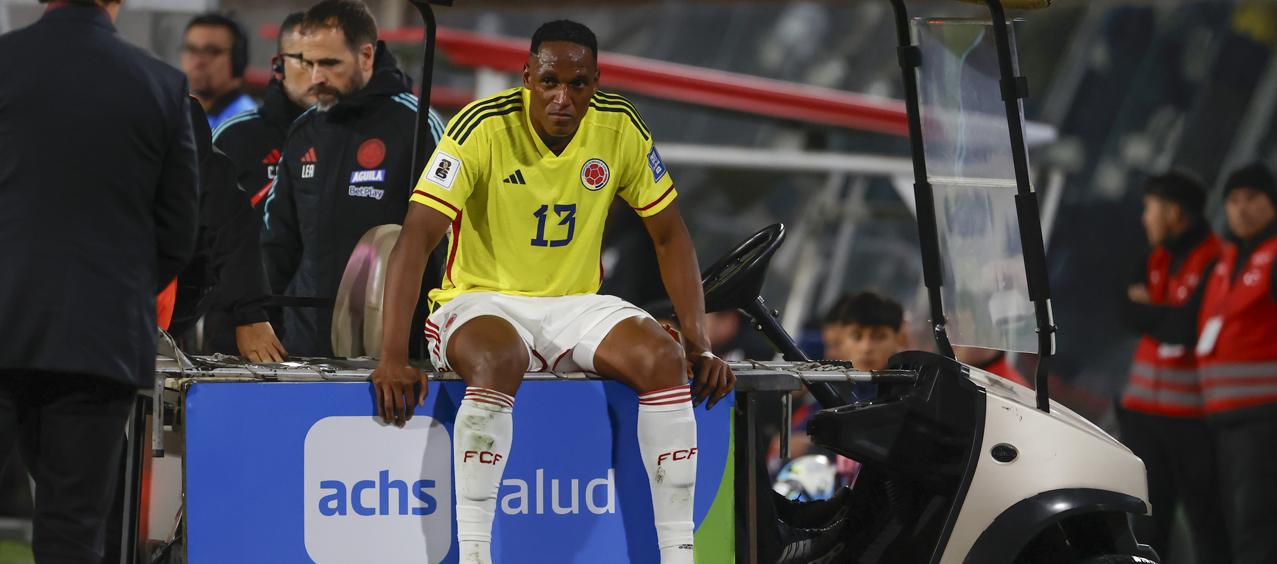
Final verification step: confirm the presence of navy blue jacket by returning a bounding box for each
[0,5,199,388]
[262,44,442,356]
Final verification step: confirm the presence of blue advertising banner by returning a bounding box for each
[184,380,734,563]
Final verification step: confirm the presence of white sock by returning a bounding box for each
[453,387,515,564]
[637,384,698,564]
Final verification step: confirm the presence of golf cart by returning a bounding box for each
[701,0,1159,562]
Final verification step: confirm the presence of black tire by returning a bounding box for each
[1077,556,1157,564]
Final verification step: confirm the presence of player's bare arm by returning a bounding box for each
[373,203,451,426]
[642,203,736,408]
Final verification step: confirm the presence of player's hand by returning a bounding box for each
[372,359,428,427]
[235,322,287,363]
[689,349,735,409]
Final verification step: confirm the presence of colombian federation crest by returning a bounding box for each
[581,158,610,191]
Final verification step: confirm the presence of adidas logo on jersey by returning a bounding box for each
[502,170,527,185]
[301,147,318,179]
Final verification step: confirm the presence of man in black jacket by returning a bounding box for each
[262,0,443,357]
[0,0,198,560]
[213,11,317,211]
[174,101,287,363]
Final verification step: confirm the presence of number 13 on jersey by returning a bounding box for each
[531,204,576,248]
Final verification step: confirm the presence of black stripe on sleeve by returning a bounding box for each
[446,91,521,139]
[588,101,651,140]
[456,104,524,145]
[593,92,652,134]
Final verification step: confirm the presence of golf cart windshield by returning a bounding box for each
[915,17,1036,354]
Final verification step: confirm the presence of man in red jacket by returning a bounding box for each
[1196,162,1277,564]
[1118,172,1228,562]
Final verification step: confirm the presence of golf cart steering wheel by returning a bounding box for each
[701,224,785,313]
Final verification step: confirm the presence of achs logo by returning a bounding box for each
[304,416,452,564]
[581,158,610,191]
[301,147,318,179]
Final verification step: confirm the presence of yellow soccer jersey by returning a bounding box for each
[410,87,677,305]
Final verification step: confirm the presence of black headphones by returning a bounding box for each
[271,55,285,77]
[228,18,248,79]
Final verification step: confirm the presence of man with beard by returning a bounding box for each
[261,0,443,357]
[181,13,256,130]
[213,11,317,211]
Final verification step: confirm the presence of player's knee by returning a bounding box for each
[634,337,687,391]
[464,346,527,386]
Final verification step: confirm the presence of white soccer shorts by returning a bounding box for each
[424,292,653,373]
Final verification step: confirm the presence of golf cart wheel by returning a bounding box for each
[1077,556,1157,564]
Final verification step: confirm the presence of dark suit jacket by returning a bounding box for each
[0,5,198,388]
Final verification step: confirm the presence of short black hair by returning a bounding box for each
[1143,171,1206,218]
[827,292,903,331]
[822,294,853,326]
[302,0,378,53]
[185,14,248,78]
[530,20,598,58]
[278,11,306,52]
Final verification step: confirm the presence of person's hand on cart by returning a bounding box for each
[372,360,428,427]
[235,321,288,363]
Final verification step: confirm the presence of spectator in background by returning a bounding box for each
[820,293,852,360]
[773,292,907,474]
[182,13,256,130]
[214,11,318,211]
[830,291,907,372]
[261,0,444,356]
[1116,172,1228,563]
[1197,162,1277,564]
[0,0,198,559]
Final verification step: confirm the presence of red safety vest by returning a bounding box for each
[1122,235,1222,417]
[157,278,177,331]
[1197,234,1277,415]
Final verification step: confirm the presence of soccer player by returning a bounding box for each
[373,20,735,564]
